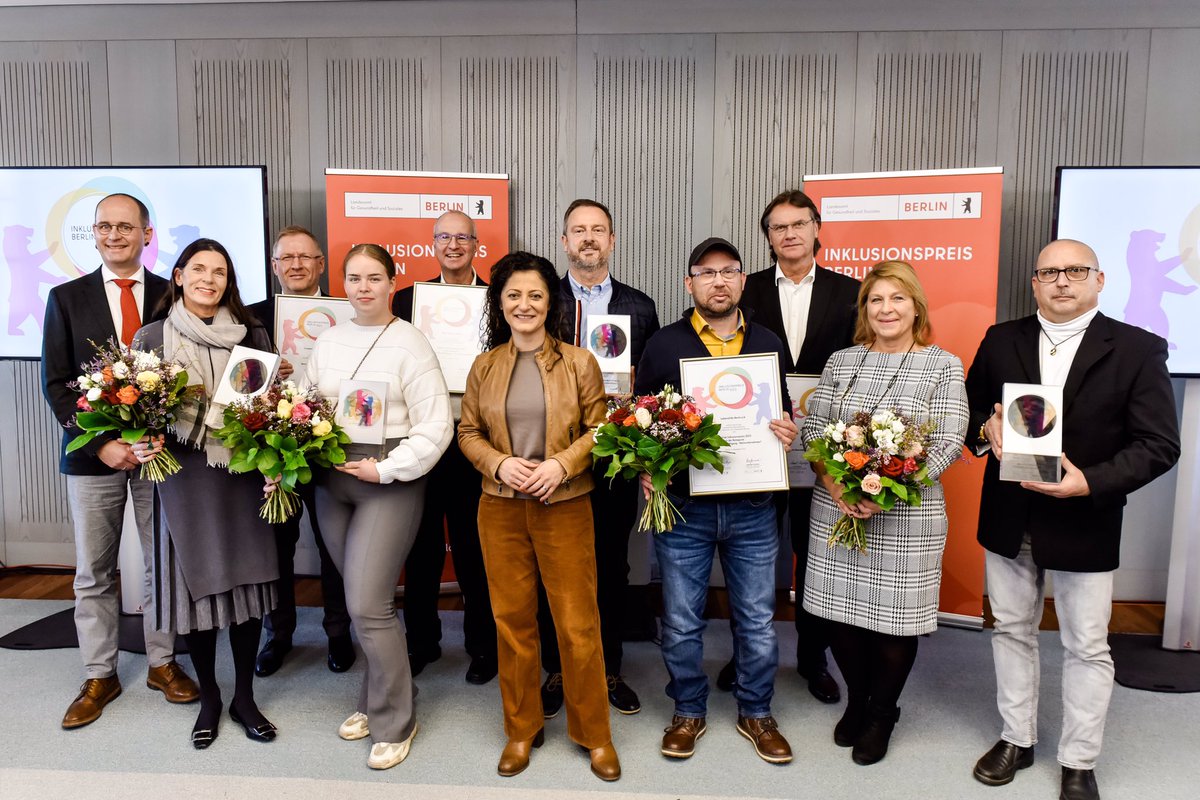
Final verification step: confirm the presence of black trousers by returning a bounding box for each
[402,435,496,661]
[538,465,637,675]
[790,486,831,672]
[265,481,351,641]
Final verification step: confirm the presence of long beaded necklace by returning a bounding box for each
[837,340,916,418]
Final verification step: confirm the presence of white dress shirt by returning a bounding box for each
[99,264,147,337]
[775,263,816,365]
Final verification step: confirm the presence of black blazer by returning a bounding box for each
[41,267,171,475]
[247,296,279,345]
[392,272,488,324]
[740,264,860,375]
[964,312,1180,572]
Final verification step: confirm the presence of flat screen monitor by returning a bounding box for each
[1053,165,1200,377]
[0,165,270,359]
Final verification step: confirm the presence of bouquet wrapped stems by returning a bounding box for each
[640,487,685,533]
[260,485,301,524]
[829,512,868,553]
[139,439,182,483]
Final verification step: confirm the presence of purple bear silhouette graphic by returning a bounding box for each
[1122,229,1196,350]
[5,225,66,335]
[752,381,774,424]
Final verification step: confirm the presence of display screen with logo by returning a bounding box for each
[0,165,270,358]
[1053,165,1200,377]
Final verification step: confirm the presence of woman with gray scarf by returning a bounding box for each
[133,238,279,750]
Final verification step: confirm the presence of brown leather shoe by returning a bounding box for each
[146,661,200,704]
[661,714,707,758]
[737,715,793,764]
[497,728,544,777]
[589,742,621,781]
[62,676,122,729]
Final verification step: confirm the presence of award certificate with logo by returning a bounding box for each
[680,353,789,495]
[274,294,354,377]
[336,379,389,446]
[410,282,487,393]
[786,374,821,488]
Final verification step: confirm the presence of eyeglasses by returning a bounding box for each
[1033,265,1098,283]
[93,222,142,236]
[273,254,322,265]
[434,233,477,245]
[689,266,743,282]
[766,219,815,235]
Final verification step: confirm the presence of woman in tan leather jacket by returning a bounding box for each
[458,251,620,782]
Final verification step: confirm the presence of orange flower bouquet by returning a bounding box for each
[67,338,199,482]
[591,384,728,533]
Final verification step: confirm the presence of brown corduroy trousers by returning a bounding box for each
[478,493,612,749]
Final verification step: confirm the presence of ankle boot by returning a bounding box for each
[851,705,900,765]
[834,697,868,747]
[497,728,544,776]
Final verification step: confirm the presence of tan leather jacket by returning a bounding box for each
[458,337,607,503]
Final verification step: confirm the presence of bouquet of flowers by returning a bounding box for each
[67,338,198,482]
[215,380,350,523]
[591,384,728,533]
[803,408,937,552]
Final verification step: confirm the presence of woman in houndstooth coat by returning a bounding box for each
[800,261,968,767]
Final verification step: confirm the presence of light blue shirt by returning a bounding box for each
[567,272,612,345]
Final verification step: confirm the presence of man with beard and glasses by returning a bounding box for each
[634,236,797,764]
[536,199,659,718]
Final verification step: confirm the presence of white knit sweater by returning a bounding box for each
[304,318,452,484]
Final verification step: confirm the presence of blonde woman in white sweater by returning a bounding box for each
[304,243,452,770]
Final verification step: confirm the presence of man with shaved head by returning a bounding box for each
[393,210,497,684]
[965,239,1180,800]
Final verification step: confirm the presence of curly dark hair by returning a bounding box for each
[482,251,568,350]
[154,237,255,326]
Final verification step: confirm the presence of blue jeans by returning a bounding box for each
[654,492,779,718]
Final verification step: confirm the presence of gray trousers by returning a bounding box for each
[315,469,425,744]
[67,471,176,677]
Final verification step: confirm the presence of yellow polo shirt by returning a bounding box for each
[691,309,745,356]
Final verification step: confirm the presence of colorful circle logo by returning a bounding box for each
[434,296,472,326]
[45,177,159,278]
[707,367,755,409]
[297,306,338,340]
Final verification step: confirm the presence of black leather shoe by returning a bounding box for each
[191,727,217,749]
[541,672,564,719]
[408,645,442,678]
[833,699,867,747]
[466,655,498,685]
[801,667,841,704]
[606,674,641,714]
[1060,767,1100,800]
[254,638,292,677]
[327,634,356,673]
[716,658,736,692]
[973,740,1034,786]
[851,705,900,766]
[229,703,277,743]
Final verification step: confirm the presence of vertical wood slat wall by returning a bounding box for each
[0,29,1163,564]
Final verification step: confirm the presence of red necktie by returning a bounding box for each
[113,278,141,346]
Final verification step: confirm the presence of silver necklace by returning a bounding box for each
[1040,327,1086,356]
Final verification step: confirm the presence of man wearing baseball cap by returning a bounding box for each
[634,236,797,765]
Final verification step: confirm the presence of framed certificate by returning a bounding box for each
[1000,382,1064,483]
[212,345,280,407]
[273,294,354,377]
[680,353,789,495]
[583,313,632,394]
[336,379,389,446]
[410,281,487,393]
[786,374,821,488]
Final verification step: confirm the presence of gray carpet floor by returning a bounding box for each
[1,598,1197,800]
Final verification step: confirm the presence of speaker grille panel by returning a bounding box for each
[326,57,425,171]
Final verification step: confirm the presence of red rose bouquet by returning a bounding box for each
[68,338,199,482]
[215,380,350,523]
[803,408,936,552]
[591,384,728,533]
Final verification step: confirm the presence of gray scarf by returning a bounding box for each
[163,302,247,467]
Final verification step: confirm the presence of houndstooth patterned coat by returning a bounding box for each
[801,345,969,636]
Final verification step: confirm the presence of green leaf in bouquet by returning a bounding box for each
[621,451,638,464]
[296,466,312,485]
[119,427,148,444]
[65,430,100,453]
[592,441,617,458]
[604,458,622,479]
[888,481,909,503]
[651,471,670,492]
[281,470,299,491]
[281,436,298,452]
[117,406,132,421]
[228,451,255,474]
[636,437,662,459]
[75,411,115,429]
[692,448,722,467]
[256,449,280,472]
[264,432,283,449]
[327,445,347,465]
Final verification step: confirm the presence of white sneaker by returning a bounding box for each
[338,712,370,741]
[367,724,418,770]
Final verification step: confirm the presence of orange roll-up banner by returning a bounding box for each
[803,167,1003,626]
[325,169,510,588]
[324,169,510,296]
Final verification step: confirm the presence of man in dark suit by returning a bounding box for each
[538,198,660,717]
[248,225,354,677]
[734,189,860,704]
[966,239,1180,800]
[42,193,199,728]
[392,210,497,684]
